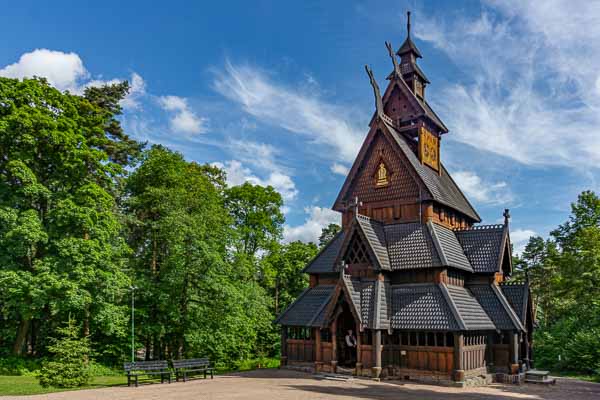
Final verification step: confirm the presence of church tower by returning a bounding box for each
[333,11,475,230]
[276,12,533,384]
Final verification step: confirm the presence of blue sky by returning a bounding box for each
[2,0,599,251]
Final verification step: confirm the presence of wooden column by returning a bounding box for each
[510,332,519,374]
[331,319,337,372]
[280,326,288,367]
[453,332,464,381]
[372,330,382,380]
[355,322,362,375]
[314,328,322,372]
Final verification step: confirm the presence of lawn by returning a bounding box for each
[0,375,127,396]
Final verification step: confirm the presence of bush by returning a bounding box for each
[37,319,91,388]
[0,357,42,376]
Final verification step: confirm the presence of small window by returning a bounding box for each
[418,332,426,346]
[446,333,454,347]
[401,332,409,345]
[320,329,331,342]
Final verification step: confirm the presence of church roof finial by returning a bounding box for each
[397,10,422,59]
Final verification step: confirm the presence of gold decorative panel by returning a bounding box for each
[419,127,439,171]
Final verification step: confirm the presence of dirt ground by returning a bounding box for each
[5,369,600,400]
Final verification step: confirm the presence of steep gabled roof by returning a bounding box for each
[428,221,473,272]
[383,120,479,221]
[455,224,510,274]
[336,215,391,271]
[275,285,335,327]
[303,230,345,274]
[469,284,525,331]
[397,36,423,58]
[443,284,495,331]
[500,282,530,325]
[333,120,480,222]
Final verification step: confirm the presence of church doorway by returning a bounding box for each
[336,301,357,367]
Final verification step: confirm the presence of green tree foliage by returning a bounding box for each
[318,223,341,248]
[515,191,600,375]
[0,77,138,358]
[125,146,273,364]
[38,318,91,388]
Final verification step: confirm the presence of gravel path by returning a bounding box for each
[4,369,599,400]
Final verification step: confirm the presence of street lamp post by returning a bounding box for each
[130,286,137,363]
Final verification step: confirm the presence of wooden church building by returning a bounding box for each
[275,13,534,384]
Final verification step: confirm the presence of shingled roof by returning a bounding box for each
[469,284,524,331]
[428,222,473,272]
[391,284,460,331]
[275,285,335,327]
[303,230,345,274]
[455,225,509,274]
[385,222,441,270]
[356,215,390,270]
[443,285,495,331]
[500,282,530,325]
[383,120,479,221]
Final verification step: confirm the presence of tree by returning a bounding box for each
[0,77,139,357]
[38,318,91,388]
[224,183,284,279]
[319,223,341,248]
[125,146,273,363]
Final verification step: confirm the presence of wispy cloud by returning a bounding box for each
[283,206,340,243]
[158,95,208,135]
[415,1,600,168]
[212,59,364,162]
[453,170,513,206]
[330,162,350,176]
[213,159,298,201]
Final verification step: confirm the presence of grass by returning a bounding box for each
[0,375,127,396]
[0,357,280,396]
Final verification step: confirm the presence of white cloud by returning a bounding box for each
[415,2,600,168]
[158,95,208,135]
[0,49,146,110]
[331,162,350,176]
[0,49,87,92]
[284,206,340,243]
[511,228,537,255]
[213,160,298,201]
[227,139,285,174]
[212,60,364,162]
[453,170,513,205]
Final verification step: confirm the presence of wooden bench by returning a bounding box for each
[124,360,171,387]
[172,358,214,382]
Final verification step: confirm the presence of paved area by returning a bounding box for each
[5,369,600,400]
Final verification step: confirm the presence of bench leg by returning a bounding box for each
[204,370,207,379]
[184,371,187,382]
[168,373,172,384]
[210,370,213,379]
[135,375,139,388]
[127,374,130,387]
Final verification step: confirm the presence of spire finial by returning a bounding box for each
[503,208,511,225]
[407,11,412,38]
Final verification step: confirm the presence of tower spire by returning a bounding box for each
[407,11,411,38]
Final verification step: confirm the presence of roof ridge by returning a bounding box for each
[438,283,466,331]
[490,283,525,332]
[454,224,505,232]
[427,220,449,266]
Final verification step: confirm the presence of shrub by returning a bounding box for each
[37,319,91,388]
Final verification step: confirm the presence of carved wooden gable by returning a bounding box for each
[346,130,419,205]
[383,84,420,125]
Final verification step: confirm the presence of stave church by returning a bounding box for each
[275,12,534,385]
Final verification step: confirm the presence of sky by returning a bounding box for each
[1,0,599,253]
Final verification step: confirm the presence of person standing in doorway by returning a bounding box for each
[345,329,357,366]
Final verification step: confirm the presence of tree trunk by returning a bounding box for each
[275,278,279,315]
[13,318,30,355]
